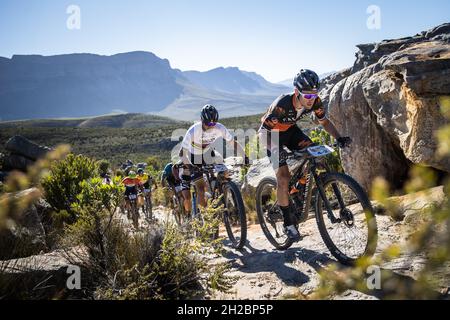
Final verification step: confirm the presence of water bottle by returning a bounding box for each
[290,176,307,195]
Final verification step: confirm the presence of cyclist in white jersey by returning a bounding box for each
[179,105,250,213]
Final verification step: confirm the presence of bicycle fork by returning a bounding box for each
[311,169,341,224]
[191,188,198,219]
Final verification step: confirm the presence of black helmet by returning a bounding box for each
[293,69,320,92]
[201,105,219,124]
[137,168,144,174]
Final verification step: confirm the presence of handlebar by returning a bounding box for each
[284,143,339,161]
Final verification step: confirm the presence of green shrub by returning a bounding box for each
[309,127,343,173]
[41,154,98,221]
[62,178,234,300]
[146,155,164,171]
[97,159,110,177]
[115,169,124,178]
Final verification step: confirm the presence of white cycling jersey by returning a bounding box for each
[181,122,234,155]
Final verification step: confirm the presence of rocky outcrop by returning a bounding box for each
[320,23,450,191]
[0,188,49,260]
[1,135,51,173]
[6,135,51,161]
[0,249,88,299]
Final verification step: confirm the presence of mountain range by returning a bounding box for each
[0,51,290,121]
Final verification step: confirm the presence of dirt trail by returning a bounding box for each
[148,186,448,301]
[212,214,407,300]
[150,205,404,300]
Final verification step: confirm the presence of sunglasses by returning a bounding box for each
[205,122,217,127]
[300,93,318,100]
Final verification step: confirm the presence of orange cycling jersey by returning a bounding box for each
[121,177,142,188]
[260,94,327,132]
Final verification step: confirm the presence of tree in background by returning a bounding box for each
[41,154,98,222]
[97,159,110,178]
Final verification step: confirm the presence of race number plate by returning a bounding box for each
[214,164,228,173]
[128,194,137,200]
[307,145,334,157]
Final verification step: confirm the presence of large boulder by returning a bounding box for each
[0,188,48,260]
[0,249,88,299]
[0,152,5,169]
[5,135,51,161]
[320,23,450,191]
[3,153,35,172]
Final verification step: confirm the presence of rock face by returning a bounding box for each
[320,23,450,191]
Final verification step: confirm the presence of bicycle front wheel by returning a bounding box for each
[173,194,186,226]
[222,181,247,249]
[315,172,378,265]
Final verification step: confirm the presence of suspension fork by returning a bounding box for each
[311,162,340,224]
[321,162,347,211]
[191,186,198,218]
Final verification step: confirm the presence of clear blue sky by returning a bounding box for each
[0,0,449,82]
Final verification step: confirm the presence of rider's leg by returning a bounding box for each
[194,178,207,208]
[276,165,295,226]
[182,189,191,212]
[179,165,193,213]
[264,127,301,241]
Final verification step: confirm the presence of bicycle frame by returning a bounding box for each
[289,153,343,224]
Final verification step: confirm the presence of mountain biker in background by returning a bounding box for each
[137,168,157,194]
[122,159,134,175]
[161,162,184,208]
[121,170,142,213]
[102,173,112,185]
[258,69,352,242]
[179,104,250,214]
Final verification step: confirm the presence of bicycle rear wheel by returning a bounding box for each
[130,200,140,229]
[315,173,378,265]
[145,194,153,221]
[255,177,293,250]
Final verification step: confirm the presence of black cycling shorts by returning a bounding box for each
[264,126,313,170]
[124,186,138,196]
[180,149,216,191]
[142,181,151,189]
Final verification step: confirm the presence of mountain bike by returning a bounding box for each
[170,187,186,227]
[141,186,153,221]
[126,193,140,229]
[255,144,378,265]
[186,164,248,249]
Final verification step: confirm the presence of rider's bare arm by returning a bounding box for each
[318,118,342,140]
[179,147,192,166]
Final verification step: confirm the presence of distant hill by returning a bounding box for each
[0,112,315,167]
[0,113,186,129]
[0,52,183,121]
[0,52,289,121]
[183,67,288,95]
